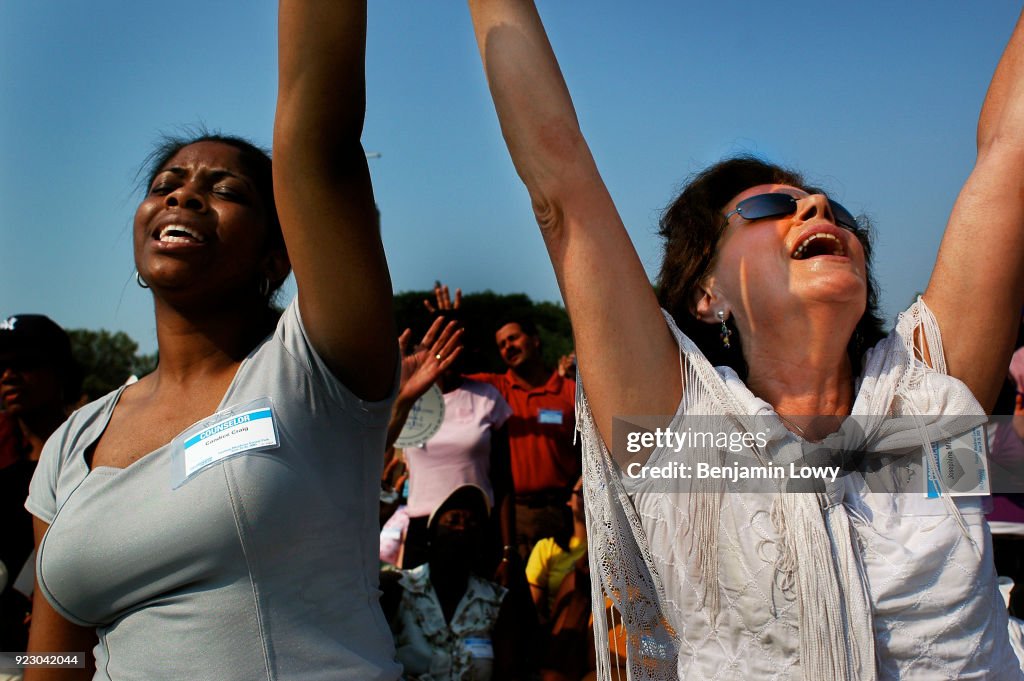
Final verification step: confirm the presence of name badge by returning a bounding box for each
[464,637,494,659]
[171,397,280,488]
[538,409,564,425]
[925,425,990,498]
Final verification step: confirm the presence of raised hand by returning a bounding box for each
[423,281,462,315]
[557,351,577,379]
[386,317,464,451]
[397,316,464,405]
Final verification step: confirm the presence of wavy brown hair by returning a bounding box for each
[656,156,886,379]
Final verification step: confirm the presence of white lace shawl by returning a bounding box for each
[578,299,991,681]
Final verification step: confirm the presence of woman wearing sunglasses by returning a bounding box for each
[467,1,1024,680]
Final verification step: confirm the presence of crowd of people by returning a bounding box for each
[3,0,1024,679]
[377,284,591,679]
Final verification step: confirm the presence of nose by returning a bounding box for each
[164,183,206,212]
[795,194,835,225]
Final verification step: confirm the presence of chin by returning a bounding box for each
[798,271,867,305]
[2,401,26,416]
[144,266,220,297]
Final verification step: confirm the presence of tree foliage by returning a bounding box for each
[67,329,157,401]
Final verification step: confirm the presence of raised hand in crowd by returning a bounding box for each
[557,352,576,380]
[423,280,462,315]
[386,317,464,451]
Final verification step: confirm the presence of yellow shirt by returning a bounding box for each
[525,535,587,611]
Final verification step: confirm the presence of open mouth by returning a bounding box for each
[157,225,206,244]
[791,232,845,260]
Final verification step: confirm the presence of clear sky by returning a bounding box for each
[1,1,1020,354]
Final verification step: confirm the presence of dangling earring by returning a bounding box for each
[258,278,270,298]
[136,271,149,289]
[718,310,732,349]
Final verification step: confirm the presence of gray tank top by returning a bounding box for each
[26,301,401,680]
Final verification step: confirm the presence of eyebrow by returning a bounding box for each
[774,189,809,199]
[157,166,255,190]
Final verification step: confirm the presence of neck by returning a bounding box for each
[428,559,470,610]
[150,297,271,384]
[439,373,464,393]
[429,559,470,584]
[740,307,857,440]
[510,360,548,389]
[17,410,66,461]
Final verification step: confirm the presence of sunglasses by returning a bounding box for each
[723,193,860,233]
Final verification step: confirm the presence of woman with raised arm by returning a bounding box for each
[24,2,400,679]
[468,1,1024,679]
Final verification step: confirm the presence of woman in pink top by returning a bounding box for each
[388,314,515,579]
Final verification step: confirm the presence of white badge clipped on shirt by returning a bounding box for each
[924,425,991,498]
[463,637,494,659]
[537,408,564,425]
[170,397,280,488]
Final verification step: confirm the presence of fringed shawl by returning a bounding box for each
[579,299,1008,680]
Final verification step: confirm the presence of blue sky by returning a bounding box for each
[1,1,1020,354]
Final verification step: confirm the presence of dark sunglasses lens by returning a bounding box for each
[736,193,861,232]
[829,201,860,232]
[737,194,797,220]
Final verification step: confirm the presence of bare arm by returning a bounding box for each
[490,426,515,554]
[489,425,516,586]
[468,0,679,454]
[924,8,1024,411]
[528,584,547,621]
[274,0,395,400]
[24,519,96,681]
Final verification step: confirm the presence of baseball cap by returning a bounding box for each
[427,484,492,531]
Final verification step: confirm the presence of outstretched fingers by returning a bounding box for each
[423,281,462,314]
[431,324,465,370]
[417,315,448,350]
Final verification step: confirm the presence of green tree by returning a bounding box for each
[68,329,157,401]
